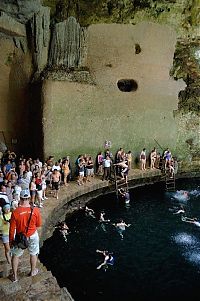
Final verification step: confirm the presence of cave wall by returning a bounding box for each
[0,33,32,153]
[42,22,188,164]
[0,0,199,168]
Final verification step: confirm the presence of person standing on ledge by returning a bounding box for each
[9,189,42,282]
[140,148,146,170]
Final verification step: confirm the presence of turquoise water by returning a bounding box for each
[40,178,200,301]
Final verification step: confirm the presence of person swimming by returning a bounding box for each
[181,216,200,227]
[99,211,110,223]
[55,222,69,241]
[118,188,130,204]
[85,205,96,219]
[97,212,110,232]
[173,190,189,202]
[172,205,185,215]
[112,219,131,239]
[96,249,114,271]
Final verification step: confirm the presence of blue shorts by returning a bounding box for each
[2,235,9,244]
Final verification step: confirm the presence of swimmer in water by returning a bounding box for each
[118,188,130,204]
[181,216,200,227]
[113,219,131,239]
[173,205,185,215]
[95,212,110,232]
[173,190,189,202]
[96,249,114,271]
[55,222,69,241]
[99,212,110,223]
[85,206,96,219]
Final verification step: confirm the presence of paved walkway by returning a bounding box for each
[0,168,162,301]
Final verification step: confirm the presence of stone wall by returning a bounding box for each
[42,21,188,164]
[0,33,32,153]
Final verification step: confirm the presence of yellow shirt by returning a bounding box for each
[0,212,11,236]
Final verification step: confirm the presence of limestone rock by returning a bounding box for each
[30,6,50,74]
[48,17,88,68]
[0,0,42,24]
[13,37,28,53]
[0,12,26,37]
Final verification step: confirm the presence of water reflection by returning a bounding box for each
[173,232,197,246]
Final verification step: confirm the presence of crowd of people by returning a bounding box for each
[0,145,177,281]
[0,147,176,210]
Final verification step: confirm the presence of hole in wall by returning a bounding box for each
[135,44,141,54]
[117,79,138,92]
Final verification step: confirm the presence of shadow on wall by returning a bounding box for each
[8,51,31,155]
[29,81,44,160]
[7,50,43,158]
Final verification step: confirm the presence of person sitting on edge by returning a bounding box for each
[96,249,114,270]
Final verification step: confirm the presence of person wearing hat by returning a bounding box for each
[9,189,42,282]
[0,203,12,264]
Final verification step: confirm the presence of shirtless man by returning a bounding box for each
[51,170,61,199]
[113,219,131,239]
[150,148,157,169]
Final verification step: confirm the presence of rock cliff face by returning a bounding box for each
[0,0,199,167]
[48,16,87,68]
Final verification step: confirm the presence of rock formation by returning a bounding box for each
[0,0,199,165]
[49,16,87,68]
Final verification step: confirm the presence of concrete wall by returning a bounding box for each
[42,22,187,163]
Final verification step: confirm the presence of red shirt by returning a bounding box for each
[9,206,42,243]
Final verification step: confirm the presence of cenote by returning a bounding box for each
[40,178,200,301]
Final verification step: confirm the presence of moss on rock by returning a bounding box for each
[170,38,200,114]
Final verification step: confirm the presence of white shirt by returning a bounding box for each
[0,192,9,204]
[26,171,33,182]
[52,165,61,171]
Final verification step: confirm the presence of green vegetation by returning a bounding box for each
[42,0,185,26]
[170,40,200,114]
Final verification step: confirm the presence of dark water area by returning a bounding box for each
[40,178,200,301]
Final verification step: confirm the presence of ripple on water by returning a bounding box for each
[184,250,200,266]
[173,232,197,246]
